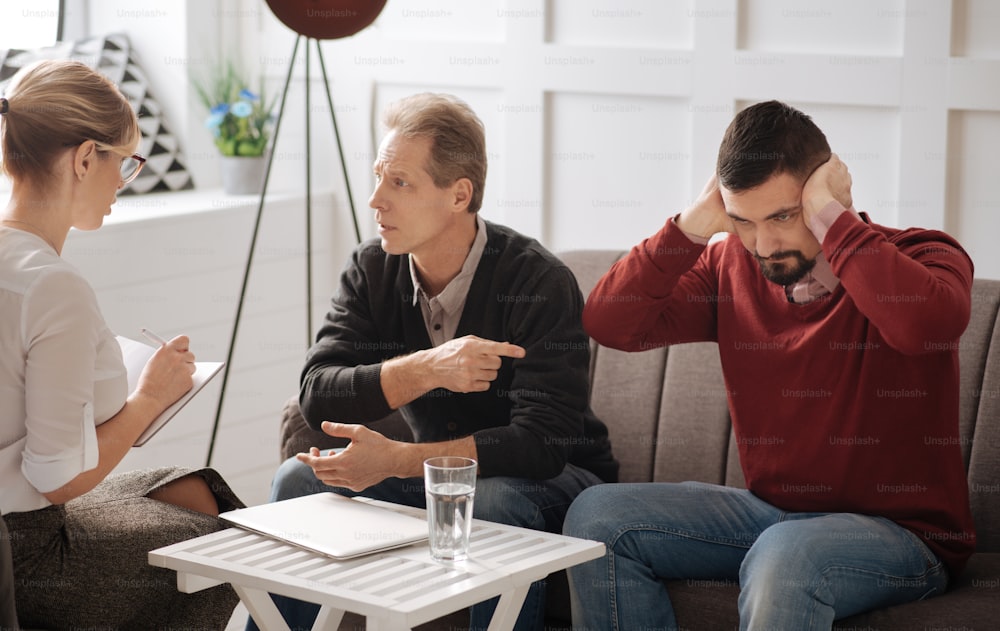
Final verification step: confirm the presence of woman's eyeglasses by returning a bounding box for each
[92,141,147,185]
[118,153,146,185]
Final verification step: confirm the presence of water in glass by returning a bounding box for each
[426,481,475,561]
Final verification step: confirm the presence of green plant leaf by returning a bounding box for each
[191,58,275,157]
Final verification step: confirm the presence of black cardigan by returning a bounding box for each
[300,221,618,482]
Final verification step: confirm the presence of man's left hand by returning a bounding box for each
[296,423,400,492]
[803,153,853,221]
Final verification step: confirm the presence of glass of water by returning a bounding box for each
[423,456,477,561]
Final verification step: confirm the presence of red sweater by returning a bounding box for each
[584,210,977,576]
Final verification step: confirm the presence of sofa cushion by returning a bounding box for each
[654,341,736,486]
[588,344,665,483]
[836,552,1000,628]
[667,576,740,628]
[966,281,1000,553]
[958,280,1000,467]
[667,553,1000,630]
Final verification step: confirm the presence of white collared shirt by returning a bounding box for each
[0,228,127,513]
[408,214,488,346]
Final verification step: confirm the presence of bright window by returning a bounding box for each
[0,0,61,50]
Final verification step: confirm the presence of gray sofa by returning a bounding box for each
[280,249,1000,630]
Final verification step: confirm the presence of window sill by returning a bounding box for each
[105,186,330,227]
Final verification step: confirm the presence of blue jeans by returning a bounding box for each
[564,482,949,631]
[247,452,602,631]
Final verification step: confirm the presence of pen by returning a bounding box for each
[141,328,169,346]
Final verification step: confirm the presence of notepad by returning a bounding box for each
[220,493,429,560]
[115,335,225,446]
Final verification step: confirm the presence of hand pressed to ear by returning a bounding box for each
[676,173,732,239]
[803,153,853,218]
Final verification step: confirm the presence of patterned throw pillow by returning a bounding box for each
[0,32,194,195]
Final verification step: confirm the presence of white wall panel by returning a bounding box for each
[546,93,690,251]
[951,0,1000,57]
[727,53,903,107]
[547,0,694,48]
[782,103,901,227]
[948,59,1000,110]
[946,111,1000,279]
[375,0,506,43]
[737,0,905,55]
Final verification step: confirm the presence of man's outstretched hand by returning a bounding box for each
[424,335,526,394]
[296,422,399,492]
[382,334,526,409]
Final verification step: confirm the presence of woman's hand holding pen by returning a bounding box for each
[134,331,196,415]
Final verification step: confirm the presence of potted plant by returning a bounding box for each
[193,61,275,194]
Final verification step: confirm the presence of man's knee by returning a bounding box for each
[270,456,325,502]
[740,521,824,594]
[472,477,546,530]
[563,484,617,541]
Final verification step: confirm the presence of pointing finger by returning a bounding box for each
[481,341,526,359]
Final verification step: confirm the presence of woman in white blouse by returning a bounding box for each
[0,59,243,629]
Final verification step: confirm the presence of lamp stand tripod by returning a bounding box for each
[205,35,362,467]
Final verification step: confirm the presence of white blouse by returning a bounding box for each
[0,227,128,513]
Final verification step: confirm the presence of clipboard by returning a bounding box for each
[115,335,225,446]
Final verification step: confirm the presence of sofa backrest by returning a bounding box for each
[559,249,1000,554]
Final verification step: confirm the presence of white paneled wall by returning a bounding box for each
[54,0,1000,508]
[235,0,1000,273]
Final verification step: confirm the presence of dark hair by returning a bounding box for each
[381,93,487,213]
[0,59,139,183]
[716,100,831,192]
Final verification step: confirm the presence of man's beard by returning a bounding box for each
[754,250,816,286]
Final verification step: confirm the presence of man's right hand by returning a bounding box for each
[423,335,526,393]
[381,335,526,408]
[675,173,732,239]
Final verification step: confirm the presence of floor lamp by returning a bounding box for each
[205,1,386,467]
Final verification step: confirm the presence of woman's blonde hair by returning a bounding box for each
[381,93,487,213]
[0,59,140,182]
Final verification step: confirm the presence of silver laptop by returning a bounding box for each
[220,493,429,560]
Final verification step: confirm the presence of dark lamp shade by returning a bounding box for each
[265,0,387,40]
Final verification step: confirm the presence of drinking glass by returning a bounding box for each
[423,456,477,561]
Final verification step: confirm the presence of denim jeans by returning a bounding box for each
[247,451,602,631]
[564,482,949,631]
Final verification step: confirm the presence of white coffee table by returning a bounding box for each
[148,499,603,631]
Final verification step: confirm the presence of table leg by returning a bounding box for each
[312,605,346,631]
[487,583,531,631]
[363,616,411,631]
[234,585,291,631]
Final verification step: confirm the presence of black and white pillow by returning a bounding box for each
[0,32,194,195]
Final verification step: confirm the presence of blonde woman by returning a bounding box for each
[0,59,243,630]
